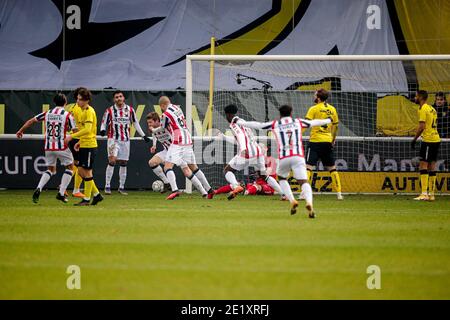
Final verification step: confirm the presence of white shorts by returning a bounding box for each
[277,156,307,180]
[107,139,130,161]
[45,149,74,167]
[229,155,266,174]
[153,149,167,162]
[166,144,196,168]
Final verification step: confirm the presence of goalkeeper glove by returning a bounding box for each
[99,130,106,137]
[143,136,151,143]
[410,139,417,150]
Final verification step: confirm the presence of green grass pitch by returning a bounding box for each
[0,190,449,299]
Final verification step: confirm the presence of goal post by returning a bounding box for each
[185,54,450,195]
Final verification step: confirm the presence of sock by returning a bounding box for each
[188,174,207,195]
[225,171,239,189]
[265,176,282,194]
[279,179,295,203]
[74,167,83,193]
[193,168,212,192]
[119,165,127,189]
[92,180,99,197]
[330,170,342,193]
[59,170,73,196]
[307,169,312,184]
[151,165,169,184]
[215,184,233,194]
[105,164,115,188]
[301,182,313,204]
[83,177,94,201]
[165,169,178,191]
[37,170,53,191]
[420,169,429,195]
[428,172,437,195]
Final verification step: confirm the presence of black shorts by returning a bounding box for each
[306,142,335,167]
[78,147,97,170]
[68,138,80,162]
[419,142,440,163]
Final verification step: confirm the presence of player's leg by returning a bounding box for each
[224,155,245,200]
[302,143,318,200]
[277,159,298,215]
[427,142,440,201]
[182,146,213,198]
[33,152,57,203]
[181,165,207,197]
[254,156,283,197]
[214,184,233,195]
[149,152,170,191]
[415,142,430,200]
[190,164,214,195]
[292,157,315,218]
[105,139,118,194]
[117,141,130,195]
[69,139,84,198]
[76,148,102,206]
[164,145,182,199]
[56,149,74,203]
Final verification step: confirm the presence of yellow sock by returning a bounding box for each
[307,169,312,184]
[428,173,436,195]
[84,178,94,200]
[330,170,342,193]
[420,170,429,195]
[91,180,99,196]
[74,169,83,192]
[72,165,78,177]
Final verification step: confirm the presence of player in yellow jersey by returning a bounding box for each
[65,88,103,206]
[67,87,85,198]
[411,90,441,201]
[304,89,343,200]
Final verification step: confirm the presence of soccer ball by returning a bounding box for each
[152,180,164,192]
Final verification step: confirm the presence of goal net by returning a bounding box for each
[186,55,450,195]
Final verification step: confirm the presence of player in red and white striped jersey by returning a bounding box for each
[16,93,76,204]
[237,104,331,217]
[159,96,214,200]
[146,112,172,192]
[100,90,150,195]
[222,104,283,201]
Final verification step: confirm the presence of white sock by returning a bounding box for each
[225,171,239,189]
[189,174,207,195]
[266,176,283,194]
[301,182,313,204]
[194,169,211,192]
[279,179,295,203]
[119,165,127,189]
[37,170,53,191]
[152,165,169,184]
[166,169,178,191]
[105,164,114,188]
[59,170,73,196]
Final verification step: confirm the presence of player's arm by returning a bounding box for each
[16,113,44,138]
[219,133,237,144]
[411,108,427,149]
[69,109,95,142]
[236,119,272,130]
[130,107,150,142]
[300,118,331,128]
[331,110,339,144]
[302,106,315,133]
[99,109,110,136]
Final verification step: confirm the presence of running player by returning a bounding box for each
[100,90,150,195]
[16,93,75,203]
[64,88,103,206]
[411,90,441,201]
[222,104,283,200]
[237,104,331,216]
[159,96,214,200]
[146,112,171,192]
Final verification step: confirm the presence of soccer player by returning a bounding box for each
[159,96,214,200]
[16,93,75,203]
[146,112,171,192]
[64,88,103,206]
[411,90,441,201]
[67,87,85,198]
[237,104,331,216]
[100,90,150,195]
[222,104,283,200]
[304,89,343,200]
